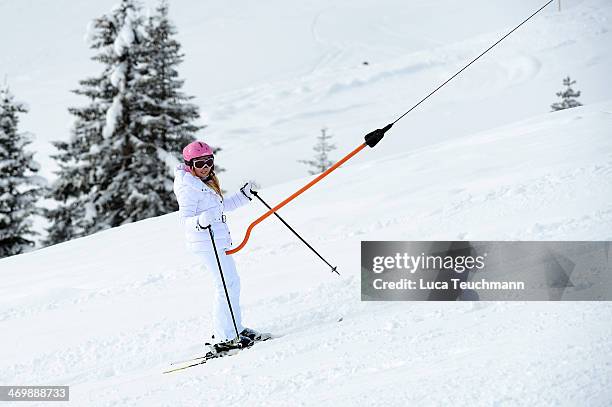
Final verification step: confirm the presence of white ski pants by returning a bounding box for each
[193,242,245,341]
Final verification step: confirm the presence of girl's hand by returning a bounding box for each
[240,181,258,200]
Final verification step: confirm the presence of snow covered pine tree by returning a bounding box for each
[128,0,204,219]
[45,0,204,245]
[551,76,582,111]
[0,86,44,258]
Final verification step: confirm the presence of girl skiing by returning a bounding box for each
[173,140,264,352]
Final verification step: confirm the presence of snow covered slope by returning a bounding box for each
[1,101,611,406]
[0,0,610,191]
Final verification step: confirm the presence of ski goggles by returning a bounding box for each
[191,156,214,169]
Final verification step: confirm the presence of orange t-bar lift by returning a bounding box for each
[225,124,391,255]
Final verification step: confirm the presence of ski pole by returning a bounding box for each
[206,225,241,343]
[225,0,553,256]
[250,189,339,275]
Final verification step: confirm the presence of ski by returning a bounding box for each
[169,353,214,366]
[163,349,240,374]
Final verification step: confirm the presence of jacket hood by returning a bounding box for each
[173,163,192,195]
[173,163,210,196]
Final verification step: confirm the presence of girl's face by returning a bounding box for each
[192,155,214,179]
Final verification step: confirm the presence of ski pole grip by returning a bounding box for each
[364,123,393,148]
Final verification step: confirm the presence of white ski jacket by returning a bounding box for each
[173,164,251,252]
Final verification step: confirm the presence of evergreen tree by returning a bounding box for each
[45,0,143,244]
[551,76,582,111]
[45,0,206,245]
[298,127,337,175]
[85,0,147,233]
[43,131,94,245]
[126,0,204,220]
[0,86,44,258]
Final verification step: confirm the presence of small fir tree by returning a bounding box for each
[551,76,582,111]
[298,128,337,175]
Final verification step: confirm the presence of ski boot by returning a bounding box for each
[240,327,272,342]
[208,334,254,354]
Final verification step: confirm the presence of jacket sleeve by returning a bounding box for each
[177,187,215,232]
[223,189,251,212]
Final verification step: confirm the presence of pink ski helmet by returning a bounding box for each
[183,141,214,165]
